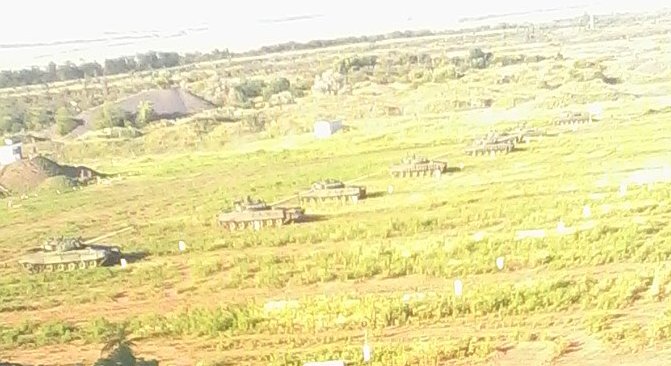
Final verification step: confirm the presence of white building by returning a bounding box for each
[0,142,22,166]
[313,119,343,139]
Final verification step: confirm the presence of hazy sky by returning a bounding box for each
[1,0,645,43]
[0,0,667,69]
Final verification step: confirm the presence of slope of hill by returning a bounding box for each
[66,87,216,139]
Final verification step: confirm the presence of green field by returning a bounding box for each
[1,10,671,366]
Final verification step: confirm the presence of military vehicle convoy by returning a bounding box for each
[465,131,516,156]
[217,196,304,231]
[298,179,366,203]
[11,103,601,278]
[389,154,449,177]
[18,236,122,274]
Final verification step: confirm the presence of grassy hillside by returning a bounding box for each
[1,10,671,366]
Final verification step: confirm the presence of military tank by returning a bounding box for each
[18,236,122,274]
[217,196,304,231]
[502,123,546,144]
[298,179,366,204]
[553,111,592,126]
[389,154,448,177]
[464,131,516,156]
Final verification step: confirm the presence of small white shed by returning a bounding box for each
[313,120,343,139]
[0,142,22,166]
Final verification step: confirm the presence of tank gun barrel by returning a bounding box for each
[82,226,134,245]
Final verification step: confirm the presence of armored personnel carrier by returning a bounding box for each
[465,132,516,156]
[553,111,592,126]
[18,236,122,274]
[389,154,448,178]
[217,196,304,231]
[298,179,366,204]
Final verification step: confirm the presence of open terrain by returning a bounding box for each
[1,9,671,366]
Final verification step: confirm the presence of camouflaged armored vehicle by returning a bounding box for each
[389,154,448,177]
[217,196,304,231]
[553,111,592,126]
[465,131,516,156]
[18,236,122,274]
[298,179,366,204]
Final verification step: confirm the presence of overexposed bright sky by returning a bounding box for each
[0,0,668,69]
[3,0,663,44]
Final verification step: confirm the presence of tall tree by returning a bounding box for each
[55,107,77,135]
[135,100,154,128]
[27,107,53,131]
[94,102,126,130]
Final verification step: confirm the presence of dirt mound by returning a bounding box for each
[0,156,103,195]
[69,87,215,139]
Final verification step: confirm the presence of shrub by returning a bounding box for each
[234,79,265,101]
[432,66,458,82]
[261,77,291,100]
[468,47,494,69]
[94,102,128,129]
[55,106,78,135]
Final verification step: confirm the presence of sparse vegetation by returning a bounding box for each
[1,9,671,366]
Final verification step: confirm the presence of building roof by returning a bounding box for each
[69,87,215,138]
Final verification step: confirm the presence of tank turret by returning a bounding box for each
[390,154,448,177]
[42,236,85,252]
[465,131,515,156]
[299,179,366,204]
[311,179,346,190]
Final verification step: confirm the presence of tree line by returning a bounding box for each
[0,49,232,89]
[0,23,516,90]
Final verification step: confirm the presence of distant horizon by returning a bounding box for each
[0,0,667,71]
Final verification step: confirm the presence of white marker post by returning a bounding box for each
[496,257,505,270]
[362,342,371,363]
[387,185,394,194]
[454,279,463,297]
[363,330,372,363]
[473,231,485,242]
[619,183,627,197]
[178,240,187,252]
[120,258,128,269]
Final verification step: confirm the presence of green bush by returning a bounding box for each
[468,47,494,69]
[234,79,265,101]
[55,106,78,135]
[94,102,128,129]
[262,77,291,99]
[432,66,458,82]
